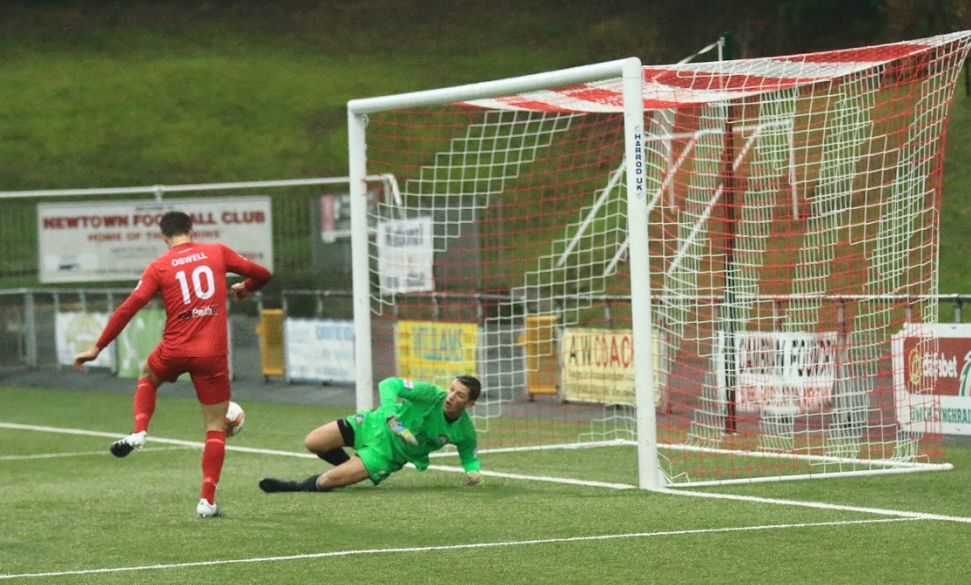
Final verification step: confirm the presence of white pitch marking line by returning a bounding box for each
[656,487,971,524]
[426,463,638,490]
[0,446,193,461]
[5,421,971,524]
[0,422,645,489]
[0,517,917,581]
[0,422,319,459]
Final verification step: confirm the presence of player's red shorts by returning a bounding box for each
[146,348,231,405]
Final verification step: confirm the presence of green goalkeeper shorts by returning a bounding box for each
[343,411,405,485]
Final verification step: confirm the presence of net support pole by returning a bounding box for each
[347,108,375,411]
[622,57,662,490]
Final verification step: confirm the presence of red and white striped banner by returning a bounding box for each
[461,32,969,112]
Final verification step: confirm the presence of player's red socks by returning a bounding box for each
[132,377,157,434]
[200,430,226,505]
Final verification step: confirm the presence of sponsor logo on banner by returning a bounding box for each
[284,319,355,383]
[900,335,970,396]
[892,323,971,436]
[961,353,971,397]
[396,320,478,389]
[561,327,666,406]
[716,330,838,414]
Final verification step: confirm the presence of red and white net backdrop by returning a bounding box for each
[360,32,971,485]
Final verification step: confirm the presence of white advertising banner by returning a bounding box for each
[319,193,352,243]
[376,216,434,294]
[716,330,839,414]
[54,311,115,369]
[37,197,273,283]
[284,318,356,383]
[893,323,971,436]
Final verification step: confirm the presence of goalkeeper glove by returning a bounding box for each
[465,471,482,486]
[386,415,418,446]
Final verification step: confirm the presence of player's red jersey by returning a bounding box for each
[96,242,272,357]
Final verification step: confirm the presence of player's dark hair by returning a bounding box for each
[456,375,481,401]
[159,211,193,238]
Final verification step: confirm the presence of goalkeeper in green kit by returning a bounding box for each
[259,375,482,493]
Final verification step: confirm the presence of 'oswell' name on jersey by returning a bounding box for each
[170,252,209,266]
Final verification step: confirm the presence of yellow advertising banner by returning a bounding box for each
[561,327,665,406]
[396,320,479,388]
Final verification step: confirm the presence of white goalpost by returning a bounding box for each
[347,32,971,489]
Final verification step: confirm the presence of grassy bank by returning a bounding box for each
[0,0,648,189]
[0,1,969,297]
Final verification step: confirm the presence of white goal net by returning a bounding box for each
[348,31,971,487]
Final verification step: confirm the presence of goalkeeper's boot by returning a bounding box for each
[110,431,146,458]
[196,498,223,518]
[259,477,304,493]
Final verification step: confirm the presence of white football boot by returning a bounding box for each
[109,431,146,458]
[196,498,223,518]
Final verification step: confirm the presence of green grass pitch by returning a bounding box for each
[2,385,971,584]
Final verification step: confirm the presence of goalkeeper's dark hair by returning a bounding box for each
[456,375,481,401]
[159,211,193,238]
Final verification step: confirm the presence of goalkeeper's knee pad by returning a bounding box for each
[318,448,351,466]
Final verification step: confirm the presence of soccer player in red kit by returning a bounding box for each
[73,210,272,518]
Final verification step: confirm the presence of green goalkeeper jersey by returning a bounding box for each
[378,377,481,474]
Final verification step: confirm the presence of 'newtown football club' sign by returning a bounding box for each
[37,197,273,283]
[893,323,971,436]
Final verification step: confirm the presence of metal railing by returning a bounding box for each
[4,287,971,370]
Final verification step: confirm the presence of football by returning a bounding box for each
[225,401,245,437]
